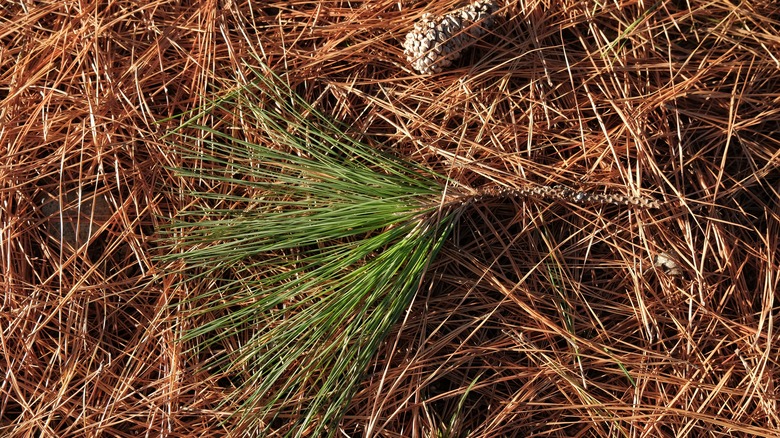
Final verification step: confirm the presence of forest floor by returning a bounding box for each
[2,0,779,436]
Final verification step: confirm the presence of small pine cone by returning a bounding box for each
[403,0,499,74]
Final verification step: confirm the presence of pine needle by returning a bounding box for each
[160,64,462,436]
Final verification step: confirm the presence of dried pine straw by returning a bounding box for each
[1,0,779,436]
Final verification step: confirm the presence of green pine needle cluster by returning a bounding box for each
[160,65,462,435]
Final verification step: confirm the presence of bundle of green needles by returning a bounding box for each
[161,63,659,436]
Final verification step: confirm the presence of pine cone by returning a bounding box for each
[403,0,499,74]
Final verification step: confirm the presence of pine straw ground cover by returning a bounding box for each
[1,0,779,436]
